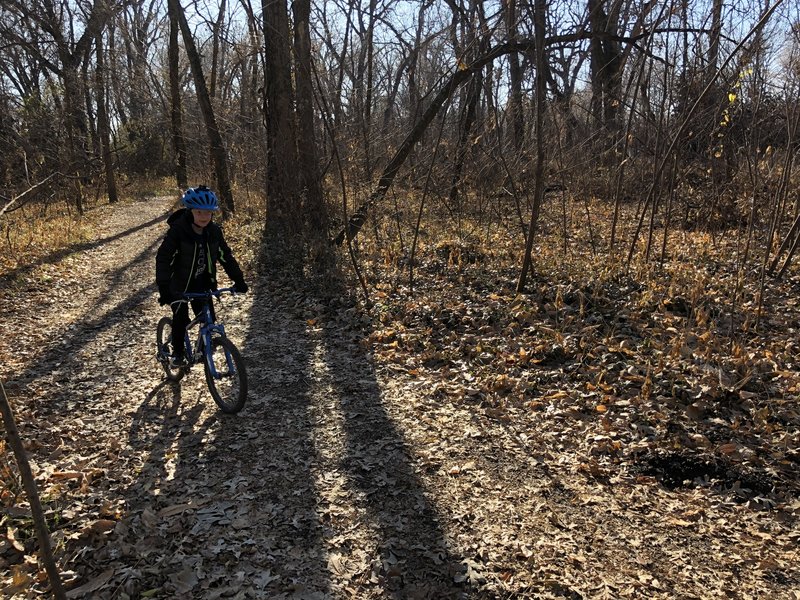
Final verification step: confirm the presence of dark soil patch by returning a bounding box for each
[636,451,775,499]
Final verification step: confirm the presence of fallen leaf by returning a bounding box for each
[66,568,114,598]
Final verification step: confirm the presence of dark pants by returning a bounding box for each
[172,299,216,357]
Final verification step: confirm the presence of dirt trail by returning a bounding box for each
[0,198,467,598]
[1,198,798,599]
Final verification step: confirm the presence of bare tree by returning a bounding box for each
[168,0,235,213]
[262,0,301,253]
[517,0,548,292]
[94,30,118,203]
[0,0,110,212]
[167,0,188,189]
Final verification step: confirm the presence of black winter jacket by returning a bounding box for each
[155,209,245,296]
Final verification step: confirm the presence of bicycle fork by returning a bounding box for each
[204,336,237,380]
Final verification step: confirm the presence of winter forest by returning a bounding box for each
[1,0,800,598]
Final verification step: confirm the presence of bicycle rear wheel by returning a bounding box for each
[204,336,247,413]
[156,316,186,382]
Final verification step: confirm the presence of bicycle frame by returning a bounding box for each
[174,288,237,380]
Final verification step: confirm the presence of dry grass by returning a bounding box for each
[0,179,179,282]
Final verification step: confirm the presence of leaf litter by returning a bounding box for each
[0,197,798,598]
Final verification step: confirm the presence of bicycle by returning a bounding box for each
[156,287,248,414]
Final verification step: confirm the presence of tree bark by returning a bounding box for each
[95,31,118,204]
[169,0,235,214]
[292,0,327,238]
[588,0,623,136]
[262,0,301,255]
[167,0,188,189]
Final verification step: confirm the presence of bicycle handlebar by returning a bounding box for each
[170,287,240,305]
[184,287,238,299]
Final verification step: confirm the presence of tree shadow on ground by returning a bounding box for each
[0,208,171,285]
[4,237,162,406]
[114,251,338,597]
[91,378,226,596]
[225,268,336,596]
[313,276,469,599]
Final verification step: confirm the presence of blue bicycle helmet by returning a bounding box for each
[181,185,219,210]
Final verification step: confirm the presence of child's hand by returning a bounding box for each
[158,286,175,305]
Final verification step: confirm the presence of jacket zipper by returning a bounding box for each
[183,243,198,294]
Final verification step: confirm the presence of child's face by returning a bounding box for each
[191,209,214,229]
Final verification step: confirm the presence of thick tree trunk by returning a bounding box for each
[262,0,301,255]
[292,0,327,238]
[588,0,623,137]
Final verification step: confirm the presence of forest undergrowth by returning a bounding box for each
[1,187,799,598]
[356,194,800,503]
[341,193,800,594]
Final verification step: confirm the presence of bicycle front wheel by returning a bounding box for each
[157,316,186,382]
[204,336,247,413]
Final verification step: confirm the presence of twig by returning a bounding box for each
[0,380,66,599]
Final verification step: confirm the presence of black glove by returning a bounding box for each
[158,286,174,306]
[233,281,249,294]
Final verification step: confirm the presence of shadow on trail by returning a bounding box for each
[0,208,170,285]
[4,237,161,404]
[109,252,334,597]
[217,243,468,597]
[108,378,223,587]
[222,267,336,596]
[314,278,467,598]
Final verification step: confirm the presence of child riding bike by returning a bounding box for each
[155,186,248,366]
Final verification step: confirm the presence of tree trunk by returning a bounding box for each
[167,0,188,189]
[262,0,301,255]
[503,0,524,153]
[292,0,327,238]
[210,0,227,99]
[448,0,488,217]
[0,382,66,599]
[588,0,623,137]
[107,22,129,131]
[362,0,378,180]
[61,62,87,214]
[169,0,235,213]
[448,74,481,213]
[95,31,118,204]
[82,51,101,161]
[516,0,547,292]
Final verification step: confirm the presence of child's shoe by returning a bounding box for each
[170,354,189,367]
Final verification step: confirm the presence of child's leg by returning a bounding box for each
[171,302,190,357]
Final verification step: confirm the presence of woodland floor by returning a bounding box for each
[1,195,799,599]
